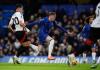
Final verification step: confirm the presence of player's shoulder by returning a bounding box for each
[15,12,21,15]
[40,17,47,20]
[38,17,49,24]
[11,12,23,18]
[97,2,100,8]
[84,24,90,28]
[12,12,21,17]
[43,17,49,22]
[39,17,46,22]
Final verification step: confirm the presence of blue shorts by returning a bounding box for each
[38,32,48,44]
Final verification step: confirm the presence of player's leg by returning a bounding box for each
[46,36,55,60]
[96,56,100,64]
[88,27,97,64]
[81,45,87,63]
[15,45,27,64]
[14,41,30,64]
[97,39,100,64]
[82,52,87,63]
[82,44,92,63]
[13,31,27,64]
[90,27,100,68]
[91,43,97,63]
[21,34,40,56]
[30,44,40,56]
[67,45,78,66]
[91,56,100,68]
[91,40,100,68]
[68,53,75,64]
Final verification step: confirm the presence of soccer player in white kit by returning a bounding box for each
[89,2,100,68]
[8,4,39,64]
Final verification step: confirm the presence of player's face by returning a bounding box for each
[16,7,24,13]
[49,14,56,21]
[89,17,94,24]
[19,7,24,13]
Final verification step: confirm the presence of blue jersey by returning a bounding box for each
[28,17,67,44]
[80,24,91,38]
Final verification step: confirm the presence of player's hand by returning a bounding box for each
[25,21,28,24]
[67,30,74,36]
[10,28,15,33]
[19,20,26,27]
[23,27,30,33]
[12,30,15,33]
[20,23,26,27]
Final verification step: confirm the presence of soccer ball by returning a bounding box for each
[72,60,78,65]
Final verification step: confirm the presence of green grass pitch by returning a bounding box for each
[0,63,100,70]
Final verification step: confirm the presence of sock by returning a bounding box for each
[97,56,100,64]
[68,54,72,64]
[68,53,75,64]
[14,55,18,59]
[92,52,96,61]
[30,44,39,56]
[71,53,75,57]
[83,53,86,61]
[16,45,24,57]
[71,53,76,61]
[69,54,75,60]
[48,39,54,57]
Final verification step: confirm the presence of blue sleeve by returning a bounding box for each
[81,26,86,34]
[27,19,44,28]
[80,25,89,37]
[54,22,67,33]
[27,21,39,26]
[80,25,89,34]
[79,26,86,37]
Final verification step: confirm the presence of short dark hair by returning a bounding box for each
[85,16,94,23]
[48,12,56,16]
[16,4,23,9]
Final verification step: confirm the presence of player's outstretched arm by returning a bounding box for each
[27,21,38,26]
[27,19,44,28]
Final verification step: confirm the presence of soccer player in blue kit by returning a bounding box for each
[78,2,100,68]
[28,12,67,60]
[78,16,95,63]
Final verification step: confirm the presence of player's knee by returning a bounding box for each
[27,41,31,45]
[92,48,96,52]
[22,41,31,46]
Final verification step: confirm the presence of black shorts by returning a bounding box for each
[89,27,100,43]
[15,31,28,43]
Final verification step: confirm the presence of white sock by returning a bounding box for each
[83,53,86,61]
[68,54,75,59]
[97,56,100,64]
[92,52,96,61]
[68,54,72,64]
[14,55,19,61]
[68,53,75,64]
[30,44,39,56]
[71,53,75,57]
[48,39,54,57]
[14,55,18,58]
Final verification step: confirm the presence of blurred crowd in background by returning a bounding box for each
[0,5,100,57]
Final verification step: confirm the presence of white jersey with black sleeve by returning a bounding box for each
[9,12,25,31]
